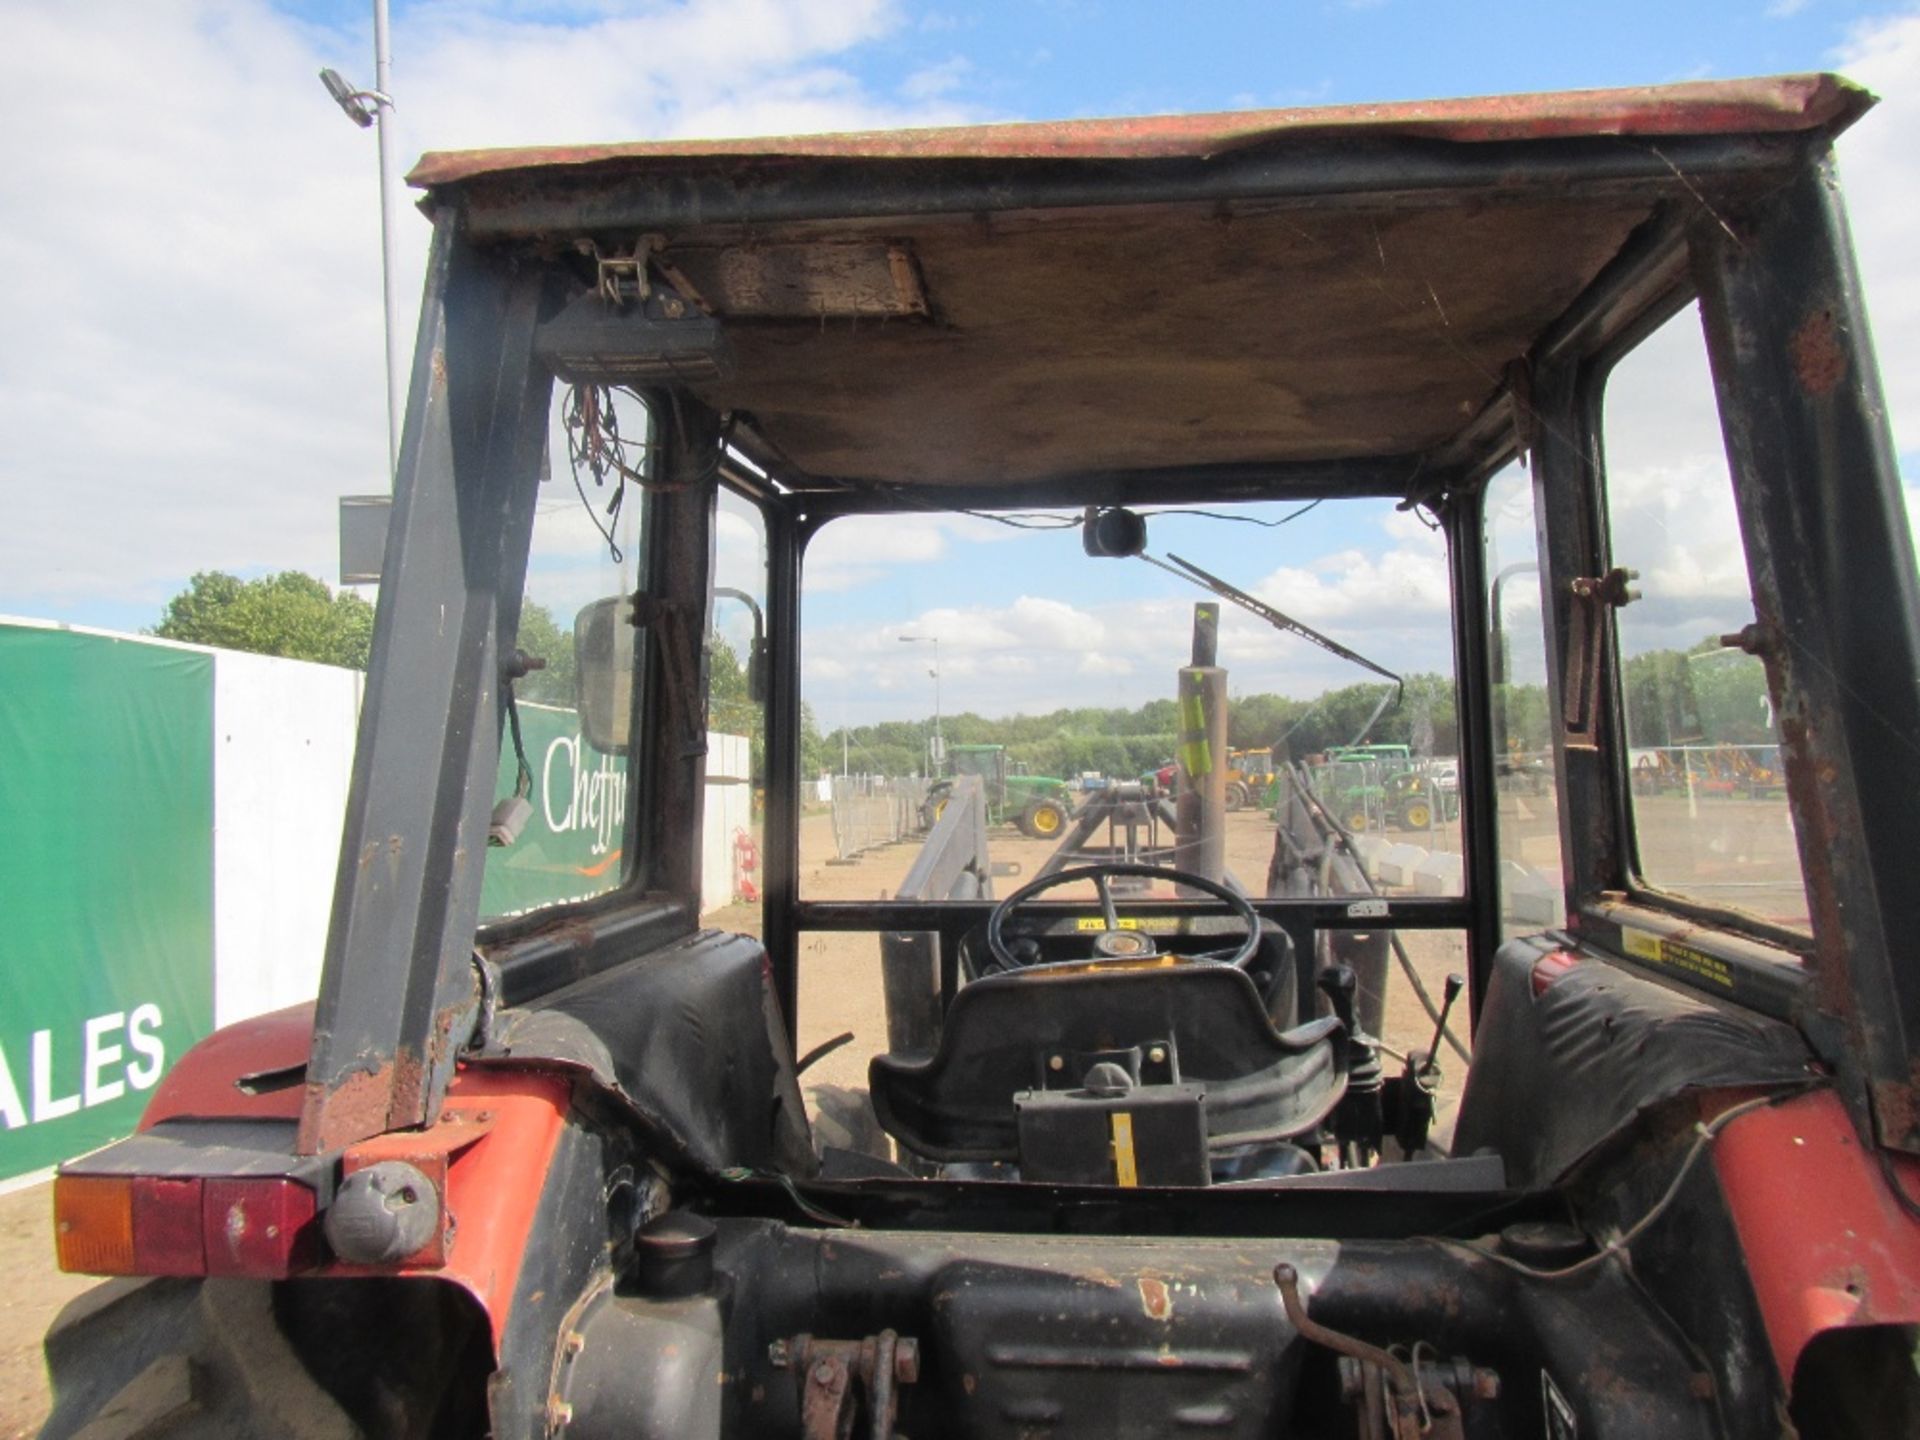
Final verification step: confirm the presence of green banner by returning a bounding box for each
[0,628,216,1182]
[480,702,629,919]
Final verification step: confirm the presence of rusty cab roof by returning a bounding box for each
[410,75,1871,500]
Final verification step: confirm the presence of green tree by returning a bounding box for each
[153,570,375,668]
[513,600,577,706]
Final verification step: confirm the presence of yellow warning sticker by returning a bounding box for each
[1073,916,1183,933]
[1110,1112,1139,1188]
[1620,927,1736,989]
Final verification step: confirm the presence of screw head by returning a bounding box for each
[1048,1054,1064,1072]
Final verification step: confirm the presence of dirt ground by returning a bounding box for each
[0,1182,92,1438]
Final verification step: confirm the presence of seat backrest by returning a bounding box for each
[869,961,1345,1163]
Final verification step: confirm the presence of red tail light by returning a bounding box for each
[56,1173,318,1279]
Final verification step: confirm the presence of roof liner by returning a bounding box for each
[687,198,1651,485]
[409,75,1872,488]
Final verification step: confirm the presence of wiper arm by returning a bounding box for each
[1141,551,1404,743]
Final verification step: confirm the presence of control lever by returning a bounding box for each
[1316,963,1359,1036]
[1389,972,1465,1157]
[1317,964,1382,1166]
[1418,974,1465,1080]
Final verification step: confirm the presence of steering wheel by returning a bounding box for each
[984,862,1262,973]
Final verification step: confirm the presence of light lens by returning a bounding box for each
[53,1175,136,1275]
[132,1176,207,1275]
[203,1178,319,1278]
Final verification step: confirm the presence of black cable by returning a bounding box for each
[504,685,533,799]
[1146,499,1325,527]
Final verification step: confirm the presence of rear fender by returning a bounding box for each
[130,1005,588,1357]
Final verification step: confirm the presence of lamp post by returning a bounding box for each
[899,634,942,776]
[318,0,402,481]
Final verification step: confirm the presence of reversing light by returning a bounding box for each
[55,1173,319,1278]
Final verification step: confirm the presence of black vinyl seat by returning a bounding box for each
[869,961,1347,1165]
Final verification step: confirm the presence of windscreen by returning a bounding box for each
[796,497,1463,904]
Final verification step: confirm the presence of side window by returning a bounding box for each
[1601,303,1810,935]
[704,488,768,925]
[1484,461,1565,938]
[479,388,647,921]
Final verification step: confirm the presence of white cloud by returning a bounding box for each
[0,0,980,625]
[801,504,1462,723]
[1836,9,1920,466]
[900,55,973,102]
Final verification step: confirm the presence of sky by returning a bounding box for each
[3,0,1916,727]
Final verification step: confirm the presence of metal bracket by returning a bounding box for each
[1274,1263,1496,1440]
[580,235,659,309]
[769,1331,921,1440]
[1563,566,1641,751]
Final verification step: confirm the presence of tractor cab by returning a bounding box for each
[41,75,1920,1440]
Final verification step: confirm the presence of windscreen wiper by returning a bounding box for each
[1141,551,1403,745]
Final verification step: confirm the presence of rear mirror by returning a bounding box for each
[713,587,768,705]
[575,595,636,754]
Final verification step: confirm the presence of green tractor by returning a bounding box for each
[924,743,1074,839]
[1314,744,1460,832]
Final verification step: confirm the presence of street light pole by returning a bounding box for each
[899,635,943,775]
[371,0,400,481]
[318,0,401,482]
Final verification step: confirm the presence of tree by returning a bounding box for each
[153,571,375,668]
[512,601,577,706]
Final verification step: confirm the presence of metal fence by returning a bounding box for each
[829,774,930,862]
[1295,759,1460,837]
[1626,744,1785,797]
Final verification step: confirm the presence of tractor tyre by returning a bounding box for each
[41,1272,491,1439]
[1225,780,1250,811]
[1020,798,1069,840]
[1398,800,1434,830]
[1344,810,1371,834]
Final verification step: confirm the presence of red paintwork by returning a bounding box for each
[339,1110,500,1268]
[408,74,1869,190]
[1713,1089,1920,1384]
[325,1067,573,1348]
[136,1004,572,1347]
[140,1003,314,1128]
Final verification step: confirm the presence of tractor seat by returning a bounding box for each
[868,961,1347,1166]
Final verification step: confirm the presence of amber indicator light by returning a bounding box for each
[53,1175,136,1275]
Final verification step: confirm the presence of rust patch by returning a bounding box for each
[1138,1276,1173,1321]
[1789,309,1847,396]
[297,1064,397,1155]
[410,75,1868,189]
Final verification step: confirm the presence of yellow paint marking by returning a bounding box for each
[1111,1112,1139,1187]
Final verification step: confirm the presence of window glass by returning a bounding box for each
[1602,304,1810,934]
[1484,461,1565,938]
[703,487,768,925]
[797,497,1463,904]
[479,388,647,920]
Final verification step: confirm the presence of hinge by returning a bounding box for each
[1563,567,1640,750]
